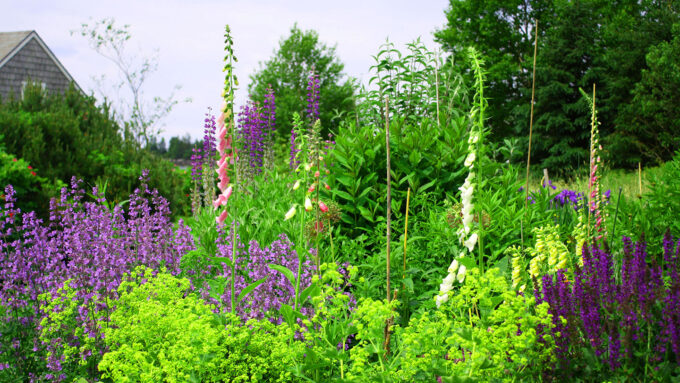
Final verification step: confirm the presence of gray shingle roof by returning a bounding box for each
[0,31,32,63]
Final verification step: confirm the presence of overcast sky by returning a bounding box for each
[1,0,449,142]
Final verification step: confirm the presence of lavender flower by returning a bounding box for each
[262,86,276,171]
[202,110,217,207]
[305,70,320,126]
[0,173,194,380]
[238,100,266,181]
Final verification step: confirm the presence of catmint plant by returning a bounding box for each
[190,146,203,215]
[0,172,194,381]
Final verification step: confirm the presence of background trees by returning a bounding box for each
[435,0,680,172]
[248,24,355,139]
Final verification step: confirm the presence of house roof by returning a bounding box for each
[0,31,32,62]
[0,30,80,91]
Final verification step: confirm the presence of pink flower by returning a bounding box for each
[314,171,320,178]
[308,184,315,193]
[319,201,328,213]
[216,209,228,225]
[213,185,233,208]
[218,177,230,191]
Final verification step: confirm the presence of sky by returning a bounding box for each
[1,0,449,142]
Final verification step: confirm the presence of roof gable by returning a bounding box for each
[0,31,32,62]
[0,30,80,91]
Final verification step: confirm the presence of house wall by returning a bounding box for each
[0,38,73,101]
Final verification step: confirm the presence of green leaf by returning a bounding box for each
[299,283,321,304]
[236,277,268,305]
[269,264,296,287]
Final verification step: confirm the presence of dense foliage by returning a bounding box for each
[436,0,680,170]
[2,9,680,382]
[0,83,191,217]
[248,24,355,139]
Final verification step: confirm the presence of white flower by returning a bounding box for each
[464,233,478,252]
[456,265,467,283]
[304,197,313,211]
[440,273,456,292]
[284,205,297,221]
[435,294,449,308]
[468,132,479,144]
[447,259,459,274]
[462,210,474,230]
[464,152,476,168]
[292,180,301,190]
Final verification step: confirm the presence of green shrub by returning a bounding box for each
[397,267,556,382]
[0,144,57,214]
[218,317,305,383]
[0,83,190,218]
[99,267,223,383]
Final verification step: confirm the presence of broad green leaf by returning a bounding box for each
[236,277,268,305]
[269,264,296,287]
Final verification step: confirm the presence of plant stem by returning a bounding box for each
[231,221,236,314]
[434,49,440,127]
[402,187,410,288]
[523,19,539,250]
[385,97,392,302]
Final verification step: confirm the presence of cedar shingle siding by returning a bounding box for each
[0,31,80,101]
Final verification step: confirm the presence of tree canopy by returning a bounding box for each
[436,0,680,171]
[248,24,355,139]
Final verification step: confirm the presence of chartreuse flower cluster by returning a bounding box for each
[98,267,223,383]
[398,268,556,381]
[505,225,585,292]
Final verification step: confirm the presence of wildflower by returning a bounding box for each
[456,265,467,283]
[217,209,228,225]
[27,165,32,169]
[447,259,459,274]
[319,201,328,213]
[464,152,476,168]
[314,170,320,178]
[324,184,330,190]
[308,184,315,194]
[31,171,36,176]
[464,233,478,252]
[213,185,233,208]
[292,180,301,190]
[284,206,297,221]
[304,197,313,212]
[12,158,17,162]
